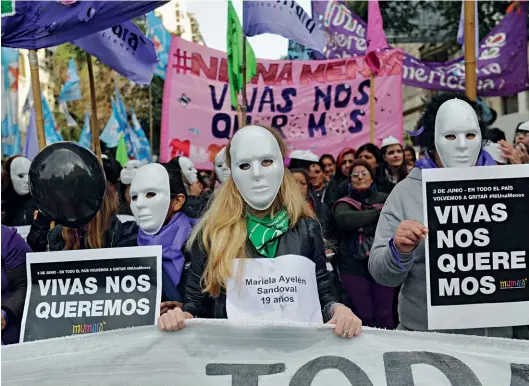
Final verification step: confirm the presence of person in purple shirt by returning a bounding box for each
[130,163,196,308]
[2,225,31,345]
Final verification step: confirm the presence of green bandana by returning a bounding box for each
[247,208,290,258]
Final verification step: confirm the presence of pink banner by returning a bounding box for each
[161,37,403,169]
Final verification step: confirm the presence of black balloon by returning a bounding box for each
[29,142,105,228]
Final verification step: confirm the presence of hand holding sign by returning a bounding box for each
[158,307,193,331]
[394,220,428,253]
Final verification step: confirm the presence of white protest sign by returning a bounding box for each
[422,164,529,330]
[20,246,162,342]
[2,320,529,386]
[226,254,323,324]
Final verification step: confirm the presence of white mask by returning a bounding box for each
[120,160,144,185]
[129,164,170,235]
[178,156,198,185]
[10,157,31,196]
[214,148,231,184]
[434,99,482,168]
[230,125,284,210]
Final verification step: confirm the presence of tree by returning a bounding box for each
[345,1,516,45]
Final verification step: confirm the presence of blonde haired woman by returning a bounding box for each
[158,125,362,338]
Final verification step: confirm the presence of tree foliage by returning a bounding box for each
[345,1,515,45]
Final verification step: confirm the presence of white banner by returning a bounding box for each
[2,320,528,385]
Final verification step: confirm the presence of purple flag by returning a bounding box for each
[1,1,167,50]
[73,21,157,85]
[23,108,39,161]
[243,0,325,53]
[312,1,528,97]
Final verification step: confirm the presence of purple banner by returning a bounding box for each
[312,1,529,97]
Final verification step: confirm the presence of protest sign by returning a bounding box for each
[226,255,323,324]
[161,37,403,169]
[3,320,529,386]
[20,246,162,342]
[422,165,529,330]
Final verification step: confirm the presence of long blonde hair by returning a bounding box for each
[187,126,315,296]
[62,183,118,250]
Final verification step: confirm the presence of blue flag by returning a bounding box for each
[1,47,20,156]
[130,107,151,163]
[145,12,171,79]
[2,1,168,50]
[73,21,158,85]
[100,97,121,148]
[243,1,325,53]
[41,94,63,145]
[58,58,82,102]
[23,108,39,161]
[111,97,135,157]
[78,112,91,150]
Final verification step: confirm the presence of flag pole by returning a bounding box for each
[28,50,46,150]
[464,0,477,101]
[149,85,153,156]
[240,33,248,126]
[369,73,375,144]
[86,53,102,160]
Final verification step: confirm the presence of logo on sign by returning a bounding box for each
[101,24,147,57]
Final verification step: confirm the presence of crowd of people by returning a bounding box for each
[2,92,529,345]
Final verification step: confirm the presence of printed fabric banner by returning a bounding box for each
[161,37,403,168]
[3,320,529,385]
[20,246,162,343]
[73,21,157,85]
[312,1,529,97]
[422,165,529,330]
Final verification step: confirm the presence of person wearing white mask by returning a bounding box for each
[1,156,36,226]
[158,125,362,338]
[131,163,196,304]
[118,159,145,217]
[368,93,514,338]
[169,156,207,218]
[212,147,231,186]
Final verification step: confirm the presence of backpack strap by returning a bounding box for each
[333,197,363,211]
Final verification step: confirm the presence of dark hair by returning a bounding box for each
[102,157,121,185]
[404,146,417,163]
[161,163,187,198]
[308,162,323,172]
[349,159,375,181]
[356,143,384,166]
[485,128,506,143]
[415,92,486,158]
[319,154,335,165]
[291,168,309,184]
[169,156,207,188]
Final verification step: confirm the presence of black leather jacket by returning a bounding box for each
[183,217,337,322]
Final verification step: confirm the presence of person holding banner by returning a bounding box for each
[368,93,519,338]
[1,225,31,345]
[1,155,36,227]
[131,163,196,304]
[158,125,362,338]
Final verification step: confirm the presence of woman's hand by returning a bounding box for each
[499,140,524,164]
[189,182,203,197]
[326,305,362,338]
[158,307,193,331]
[160,301,183,315]
[394,220,428,254]
[1,312,6,330]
